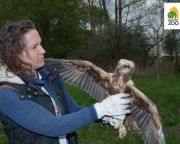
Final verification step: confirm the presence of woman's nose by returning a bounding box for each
[39,45,46,54]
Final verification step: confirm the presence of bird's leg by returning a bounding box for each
[119,122,127,139]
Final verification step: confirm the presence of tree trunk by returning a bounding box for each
[115,0,118,25]
[156,45,160,84]
[114,0,119,56]
[101,0,109,23]
[118,0,122,30]
[172,31,179,71]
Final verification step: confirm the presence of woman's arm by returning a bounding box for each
[0,88,98,137]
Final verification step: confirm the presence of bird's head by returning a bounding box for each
[114,59,135,76]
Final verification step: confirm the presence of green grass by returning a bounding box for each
[0,122,8,144]
[0,74,179,144]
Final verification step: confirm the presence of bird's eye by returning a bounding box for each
[124,65,130,68]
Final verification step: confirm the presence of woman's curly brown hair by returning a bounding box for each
[0,19,36,75]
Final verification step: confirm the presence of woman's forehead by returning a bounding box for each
[22,29,41,47]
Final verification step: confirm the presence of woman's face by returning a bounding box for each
[19,29,46,69]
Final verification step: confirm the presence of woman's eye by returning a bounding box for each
[32,45,37,49]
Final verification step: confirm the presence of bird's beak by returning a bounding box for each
[130,67,135,74]
[114,66,122,73]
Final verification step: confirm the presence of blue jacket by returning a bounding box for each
[0,63,98,143]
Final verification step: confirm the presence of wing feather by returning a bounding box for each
[62,70,75,81]
[126,84,166,144]
[46,58,109,101]
[82,72,90,91]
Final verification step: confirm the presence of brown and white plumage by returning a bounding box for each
[46,58,166,144]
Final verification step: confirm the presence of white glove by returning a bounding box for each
[102,115,125,129]
[94,93,131,119]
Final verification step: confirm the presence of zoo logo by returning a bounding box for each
[168,6,179,25]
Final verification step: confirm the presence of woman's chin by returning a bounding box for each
[39,61,45,68]
[34,61,45,69]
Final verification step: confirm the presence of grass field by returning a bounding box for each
[0,74,179,144]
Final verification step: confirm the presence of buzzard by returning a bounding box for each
[46,58,166,144]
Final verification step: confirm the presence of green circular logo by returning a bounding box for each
[168,11,177,19]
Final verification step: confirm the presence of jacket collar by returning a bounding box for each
[0,65,24,84]
[0,65,50,85]
[37,67,49,80]
[0,64,56,86]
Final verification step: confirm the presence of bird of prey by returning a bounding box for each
[46,58,166,144]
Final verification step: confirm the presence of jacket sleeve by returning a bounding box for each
[0,88,98,137]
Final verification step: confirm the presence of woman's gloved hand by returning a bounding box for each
[94,93,131,119]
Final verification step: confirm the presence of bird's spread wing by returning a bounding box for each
[46,58,165,144]
[46,58,110,101]
[125,84,165,144]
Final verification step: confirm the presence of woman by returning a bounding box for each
[0,19,130,144]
